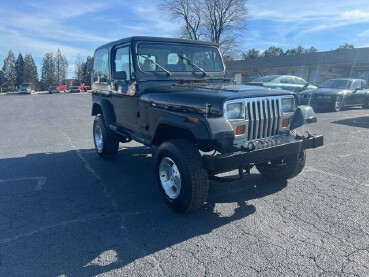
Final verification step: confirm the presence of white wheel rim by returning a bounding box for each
[159,157,181,199]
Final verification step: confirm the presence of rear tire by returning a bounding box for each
[256,151,306,181]
[362,98,369,109]
[156,139,209,213]
[93,115,119,160]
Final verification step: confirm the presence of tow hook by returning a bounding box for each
[295,131,312,140]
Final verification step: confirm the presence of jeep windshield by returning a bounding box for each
[20,84,31,87]
[137,43,224,73]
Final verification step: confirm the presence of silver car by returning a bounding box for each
[18,83,35,94]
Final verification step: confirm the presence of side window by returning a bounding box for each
[113,46,135,81]
[361,81,368,89]
[351,81,361,90]
[281,77,294,84]
[93,48,109,84]
[294,77,307,85]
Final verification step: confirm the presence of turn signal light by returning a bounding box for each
[187,116,199,123]
[282,118,289,127]
[235,125,245,135]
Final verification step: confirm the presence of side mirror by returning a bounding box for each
[113,71,127,80]
[353,88,361,93]
[289,106,317,130]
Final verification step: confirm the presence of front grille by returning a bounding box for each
[245,98,281,141]
[227,97,284,145]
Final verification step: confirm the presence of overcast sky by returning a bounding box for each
[1,0,369,77]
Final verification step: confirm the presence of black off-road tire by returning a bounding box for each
[256,150,306,181]
[93,115,119,160]
[156,139,209,213]
[331,96,343,112]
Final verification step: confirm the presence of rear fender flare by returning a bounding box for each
[92,98,116,127]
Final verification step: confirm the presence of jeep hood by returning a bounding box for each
[145,84,294,116]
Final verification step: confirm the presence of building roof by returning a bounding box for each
[226,47,369,72]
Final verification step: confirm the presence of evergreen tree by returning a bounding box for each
[15,53,25,87]
[263,46,284,57]
[24,53,39,90]
[82,56,94,86]
[75,54,83,81]
[0,70,4,92]
[2,50,17,92]
[336,43,354,50]
[242,48,261,59]
[40,52,56,90]
[55,48,68,83]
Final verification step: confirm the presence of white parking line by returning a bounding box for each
[0,176,46,191]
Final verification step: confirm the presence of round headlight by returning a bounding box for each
[225,102,245,120]
[281,98,296,113]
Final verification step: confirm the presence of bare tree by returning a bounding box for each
[160,0,202,40]
[159,0,248,57]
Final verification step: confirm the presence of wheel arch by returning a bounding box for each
[91,98,116,127]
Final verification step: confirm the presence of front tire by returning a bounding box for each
[93,115,119,159]
[156,139,209,213]
[331,96,343,112]
[256,151,306,181]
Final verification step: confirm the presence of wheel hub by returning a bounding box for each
[94,126,103,152]
[159,157,181,199]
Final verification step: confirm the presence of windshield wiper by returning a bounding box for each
[137,54,171,77]
[177,54,208,76]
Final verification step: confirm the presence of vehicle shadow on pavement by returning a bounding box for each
[331,116,369,129]
[0,147,287,276]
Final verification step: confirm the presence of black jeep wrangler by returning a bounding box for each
[91,37,323,213]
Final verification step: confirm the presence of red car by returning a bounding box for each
[48,83,68,94]
[69,82,90,93]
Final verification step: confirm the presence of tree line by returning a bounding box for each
[241,43,355,60]
[0,50,93,92]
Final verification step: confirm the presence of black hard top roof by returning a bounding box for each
[96,36,219,51]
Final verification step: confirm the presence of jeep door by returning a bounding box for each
[111,45,139,130]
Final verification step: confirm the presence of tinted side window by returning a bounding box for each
[280,77,294,84]
[361,81,368,89]
[351,81,361,90]
[294,77,307,85]
[93,48,109,84]
[113,46,135,80]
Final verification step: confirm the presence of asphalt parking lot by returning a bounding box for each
[0,93,368,276]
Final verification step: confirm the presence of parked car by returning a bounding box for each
[247,75,316,93]
[91,36,323,213]
[18,83,35,94]
[299,78,369,112]
[69,82,90,93]
[48,83,68,94]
